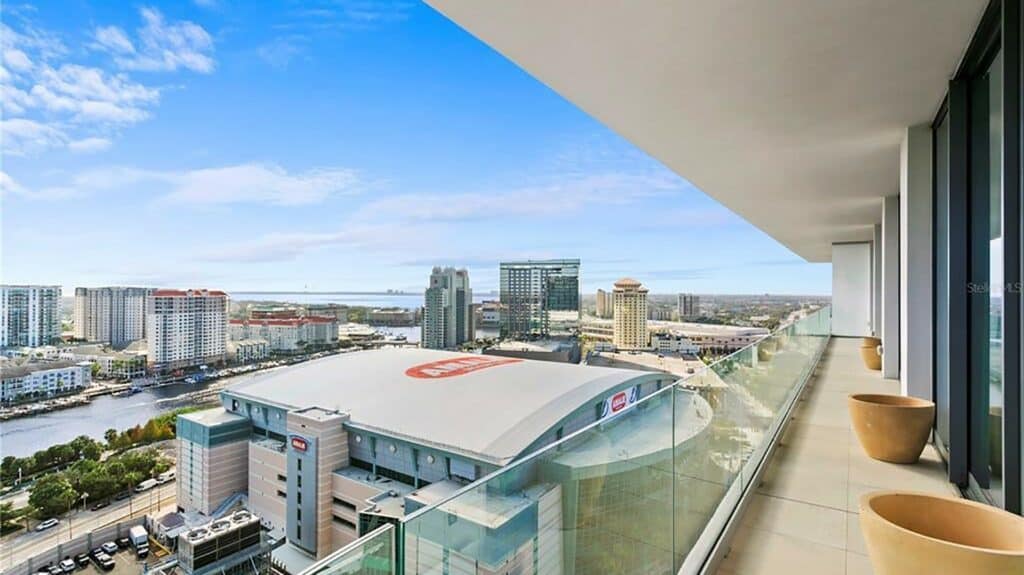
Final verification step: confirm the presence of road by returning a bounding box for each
[1,483,176,570]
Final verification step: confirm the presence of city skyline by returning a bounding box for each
[1,2,832,296]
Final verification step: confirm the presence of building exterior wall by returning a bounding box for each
[500,260,580,338]
[229,318,337,352]
[147,289,228,371]
[0,285,61,348]
[612,279,648,350]
[285,408,350,559]
[677,293,700,319]
[229,340,270,364]
[0,362,91,404]
[176,410,251,516]
[74,287,152,347]
[248,440,288,534]
[422,267,472,350]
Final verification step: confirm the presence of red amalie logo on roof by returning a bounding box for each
[290,436,308,452]
[405,356,522,379]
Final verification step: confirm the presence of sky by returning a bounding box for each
[0,1,832,295]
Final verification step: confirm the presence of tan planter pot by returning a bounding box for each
[859,344,881,370]
[848,394,934,463]
[862,336,881,348]
[860,491,1024,575]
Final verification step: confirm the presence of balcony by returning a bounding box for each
[302,308,964,574]
[716,337,957,574]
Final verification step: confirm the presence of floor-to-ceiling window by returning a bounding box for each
[970,47,1004,506]
[934,0,1021,513]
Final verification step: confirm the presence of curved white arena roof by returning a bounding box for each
[225,348,661,465]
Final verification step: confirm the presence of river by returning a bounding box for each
[0,325,498,458]
[0,381,222,459]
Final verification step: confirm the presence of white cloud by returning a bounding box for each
[99,8,215,74]
[3,48,32,72]
[92,26,135,55]
[1,118,67,156]
[0,170,81,200]
[68,137,112,154]
[22,163,363,206]
[0,171,29,196]
[199,224,431,263]
[0,9,211,157]
[163,164,361,205]
[28,64,159,124]
[257,38,304,69]
[352,172,681,223]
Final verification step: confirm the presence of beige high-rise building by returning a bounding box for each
[612,278,648,350]
[74,287,153,347]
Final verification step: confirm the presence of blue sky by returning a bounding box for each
[1,1,831,295]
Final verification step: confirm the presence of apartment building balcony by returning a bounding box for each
[717,337,957,575]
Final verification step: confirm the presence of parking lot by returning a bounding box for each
[43,543,164,575]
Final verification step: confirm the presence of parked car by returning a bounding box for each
[74,553,89,567]
[114,491,131,501]
[34,518,59,532]
[90,500,109,511]
[89,548,103,560]
[45,565,61,575]
[116,537,131,549]
[135,545,149,559]
[91,553,114,571]
[100,541,118,555]
[58,559,75,573]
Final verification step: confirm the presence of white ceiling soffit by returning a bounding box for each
[426,0,987,262]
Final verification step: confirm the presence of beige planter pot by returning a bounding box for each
[860,491,1024,575]
[859,344,881,370]
[848,394,934,463]
[862,336,881,348]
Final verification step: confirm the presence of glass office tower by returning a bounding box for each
[499,260,580,338]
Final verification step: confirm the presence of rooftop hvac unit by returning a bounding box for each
[177,511,262,575]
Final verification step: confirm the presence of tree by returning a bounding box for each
[29,474,77,517]
[104,428,118,446]
[90,363,102,378]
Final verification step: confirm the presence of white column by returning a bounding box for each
[899,124,934,399]
[873,223,882,335]
[882,196,900,379]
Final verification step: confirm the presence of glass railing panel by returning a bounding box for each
[402,384,677,575]
[303,524,394,575]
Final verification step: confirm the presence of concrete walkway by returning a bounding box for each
[717,337,958,574]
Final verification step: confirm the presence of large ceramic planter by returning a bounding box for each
[862,336,881,348]
[860,491,1024,574]
[859,344,881,370]
[848,394,934,463]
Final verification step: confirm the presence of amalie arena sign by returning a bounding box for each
[405,356,522,379]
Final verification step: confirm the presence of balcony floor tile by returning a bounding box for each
[716,337,961,575]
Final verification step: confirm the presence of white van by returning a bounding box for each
[135,478,158,493]
[156,470,175,484]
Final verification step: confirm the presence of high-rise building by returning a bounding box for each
[74,287,153,347]
[422,267,473,349]
[500,259,580,337]
[613,278,649,350]
[595,288,614,319]
[0,285,61,348]
[678,293,700,319]
[147,289,229,371]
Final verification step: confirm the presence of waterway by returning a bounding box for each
[0,325,498,458]
[0,380,221,459]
